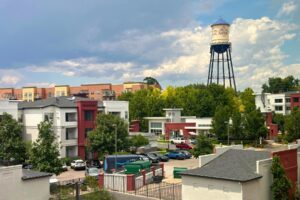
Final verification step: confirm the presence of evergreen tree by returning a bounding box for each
[243,109,268,140]
[0,113,26,164]
[30,121,62,175]
[271,156,291,200]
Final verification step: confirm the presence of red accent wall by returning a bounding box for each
[129,120,140,132]
[272,149,298,199]
[290,93,300,111]
[265,112,279,139]
[77,100,98,159]
[164,122,196,140]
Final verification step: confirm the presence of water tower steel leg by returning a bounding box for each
[226,50,232,88]
[228,49,236,92]
[210,51,215,84]
[222,52,225,86]
[207,50,213,85]
[217,53,220,84]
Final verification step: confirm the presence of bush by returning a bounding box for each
[81,190,113,200]
[191,135,214,158]
[80,184,88,191]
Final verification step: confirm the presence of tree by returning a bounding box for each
[87,114,130,155]
[144,76,161,88]
[271,156,291,200]
[230,108,243,139]
[239,88,256,113]
[212,106,230,139]
[191,135,214,158]
[30,121,63,175]
[243,109,268,140]
[284,107,300,142]
[0,113,26,164]
[130,134,149,148]
[262,76,299,93]
[273,113,286,133]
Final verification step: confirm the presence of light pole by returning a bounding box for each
[113,124,117,172]
[227,118,232,145]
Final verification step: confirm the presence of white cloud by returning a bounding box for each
[0,70,22,86]
[277,1,297,16]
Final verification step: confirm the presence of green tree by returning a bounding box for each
[0,113,26,164]
[30,121,62,175]
[87,114,130,155]
[230,108,243,139]
[273,113,286,133]
[239,88,256,113]
[212,106,230,139]
[271,156,291,200]
[144,77,161,88]
[243,109,268,140]
[191,135,214,158]
[262,76,299,93]
[284,107,300,142]
[130,134,149,148]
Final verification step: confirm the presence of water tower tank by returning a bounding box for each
[211,18,230,44]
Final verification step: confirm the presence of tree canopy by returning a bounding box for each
[262,76,299,93]
[130,134,149,148]
[30,121,63,175]
[87,114,130,155]
[284,107,300,142]
[0,113,26,164]
[191,135,214,158]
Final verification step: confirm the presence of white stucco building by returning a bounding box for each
[0,165,51,200]
[255,92,291,115]
[102,100,129,122]
[181,148,272,200]
[0,100,20,120]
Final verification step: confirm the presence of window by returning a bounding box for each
[84,110,94,121]
[44,113,54,121]
[125,111,128,119]
[275,99,283,103]
[150,122,162,128]
[287,106,291,111]
[61,91,65,96]
[65,112,77,122]
[293,97,299,102]
[109,112,121,117]
[85,128,93,138]
[66,128,77,140]
[286,98,291,103]
[150,129,162,136]
[66,146,76,157]
[275,106,283,111]
[48,92,52,97]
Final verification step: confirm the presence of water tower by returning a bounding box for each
[207,18,236,92]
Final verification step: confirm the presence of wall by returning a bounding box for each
[290,93,300,111]
[164,122,196,139]
[0,88,14,100]
[0,165,50,200]
[0,100,19,120]
[254,158,272,200]
[198,154,218,167]
[54,86,70,97]
[102,101,129,122]
[182,176,242,200]
[22,87,36,101]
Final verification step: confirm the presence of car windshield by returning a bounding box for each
[88,168,98,174]
[76,161,84,164]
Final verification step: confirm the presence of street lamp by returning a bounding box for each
[227,118,232,145]
[113,124,117,172]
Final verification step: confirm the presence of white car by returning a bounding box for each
[170,137,186,144]
[71,159,86,170]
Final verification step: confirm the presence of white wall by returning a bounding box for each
[198,154,217,167]
[182,176,242,200]
[255,158,272,200]
[0,165,50,200]
[103,101,129,122]
[241,179,260,200]
[215,145,243,155]
[0,100,19,120]
[255,93,290,115]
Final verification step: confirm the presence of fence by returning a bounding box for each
[103,173,127,192]
[130,181,182,200]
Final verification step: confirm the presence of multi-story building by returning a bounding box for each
[0,81,161,102]
[0,97,129,159]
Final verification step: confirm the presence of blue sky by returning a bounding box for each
[0,0,299,91]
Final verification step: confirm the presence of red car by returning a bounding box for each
[176,143,192,150]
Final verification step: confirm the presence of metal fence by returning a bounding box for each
[129,181,182,200]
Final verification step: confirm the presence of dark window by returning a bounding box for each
[44,113,54,121]
[275,99,283,103]
[66,128,76,140]
[65,113,77,122]
[84,110,94,121]
[85,128,93,138]
[287,106,291,111]
[286,98,291,103]
[293,97,299,103]
[275,106,283,111]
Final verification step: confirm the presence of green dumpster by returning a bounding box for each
[125,164,141,175]
[173,167,188,179]
[131,160,151,169]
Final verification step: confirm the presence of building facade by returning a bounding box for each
[17,96,129,159]
[0,81,161,102]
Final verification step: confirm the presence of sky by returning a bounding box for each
[0,0,299,92]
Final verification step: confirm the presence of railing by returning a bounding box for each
[103,173,127,192]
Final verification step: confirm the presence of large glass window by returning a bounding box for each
[150,122,162,128]
[293,97,299,103]
[275,106,283,111]
[65,112,77,122]
[286,98,291,103]
[150,129,162,136]
[44,113,54,121]
[275,99,283,103]
[66,128,77,140]
[84,110,94,121]
[66,146,77,157]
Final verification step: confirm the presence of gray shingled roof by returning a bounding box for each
[18,96,97,109]
[22,169,52,180]
[181,149,271,182]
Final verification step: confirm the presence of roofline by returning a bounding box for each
[180,173,262,183]
[22,173,52,181]
[81,83,112,86]
[55,85,70,87]
[22,86,37,89]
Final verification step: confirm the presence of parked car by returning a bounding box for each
[62,164,68,171]
[71,159,86,170]
[165,151,185,160]
[170,137,186,144]
[176,143,192,150]
[22,163,33,170]
[149,152,169,162]
[86,159,102,168]
[176,150,192,159]
[139,155,151,162]
[145,153,159,163]
[85,167,99,179]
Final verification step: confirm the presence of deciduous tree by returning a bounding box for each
[191,135,214,158]
[284,107,300,142]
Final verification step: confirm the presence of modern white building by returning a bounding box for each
[0,100,20,120]
[181,148,272,200]
[17,96,129,158]
[255,92,291,115]
[0,165,51,200]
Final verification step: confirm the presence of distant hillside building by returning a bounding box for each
[0,81,161,102]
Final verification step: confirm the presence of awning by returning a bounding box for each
[189,131,196,135]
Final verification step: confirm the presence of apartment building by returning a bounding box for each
[0,81,161,102]
[11,96,129,159]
